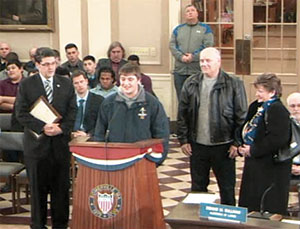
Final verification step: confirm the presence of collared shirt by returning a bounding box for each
[90,84,118,98]
[40,74,53,91]
[76,91,89,112]
[76,92,89,129]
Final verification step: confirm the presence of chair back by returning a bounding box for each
[0,132,24,151]
[0,113,12,131]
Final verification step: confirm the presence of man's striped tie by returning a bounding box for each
[45,79,53,103]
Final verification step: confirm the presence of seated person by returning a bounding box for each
[83,55,98,88]
[28,68,39,77]
[93,63,169,165]
[0,52,28,80]
[128,54,156,97]
[0,59,24,113]
[24,47,37,72]
[287,92,300,183]
[0,59,24,192]
[96,41,127,85]
[71,70,103,138]
[61,43,84,75]
[90,66,118,98]
[53,49,70,78]
[0,42,11,71]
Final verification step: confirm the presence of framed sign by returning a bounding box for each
[0,0,54,31]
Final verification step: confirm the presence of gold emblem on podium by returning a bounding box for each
[89,184,122,219]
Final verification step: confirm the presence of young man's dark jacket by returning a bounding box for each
[177,69,247,146]
[93,88,169,164]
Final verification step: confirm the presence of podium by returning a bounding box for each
[69,138,166,229]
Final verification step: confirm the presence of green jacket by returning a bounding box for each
[169,22,214,75]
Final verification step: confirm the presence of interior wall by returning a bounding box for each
[0,0,178,120]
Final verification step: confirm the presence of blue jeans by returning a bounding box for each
[173,73,190,101]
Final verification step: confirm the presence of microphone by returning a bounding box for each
[248,183,275,220]
[104,106,120,143]
[260,183,274,216]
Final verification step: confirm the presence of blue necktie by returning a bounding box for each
[74,99,85,131]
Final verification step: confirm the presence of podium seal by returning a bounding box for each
[89,184,122,219]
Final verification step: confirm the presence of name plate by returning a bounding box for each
[200,203,248,223]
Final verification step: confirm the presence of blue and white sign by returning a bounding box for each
[200,203,248,223]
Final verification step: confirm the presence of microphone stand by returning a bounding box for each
[248,183,275,220]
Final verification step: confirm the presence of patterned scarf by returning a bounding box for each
[243,96,279,145]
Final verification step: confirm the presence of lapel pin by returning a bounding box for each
[57,84,60,88]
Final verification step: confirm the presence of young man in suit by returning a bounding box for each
[15,47,77,229]
[71,70,103,138]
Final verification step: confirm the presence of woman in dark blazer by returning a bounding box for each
[238,73,292,215]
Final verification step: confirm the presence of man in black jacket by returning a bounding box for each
[177,47,247,205]
[71,70,103,138]
[15,47,76,229]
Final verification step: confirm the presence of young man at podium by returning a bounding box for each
[93,63,169,165]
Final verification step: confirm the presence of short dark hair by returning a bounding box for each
[52,49,61,59]
[71,70,87,81]
[107,41,125,58]
[254,73,282,97]
[65,43,78,51]
[28,68,39,76]
[127,54,140,65]
[119,63,141,79]
[5,52,19,61]
[83,55,95,63]
[34,47,56,63]
[97,66,116,83]
[6,59,22,69]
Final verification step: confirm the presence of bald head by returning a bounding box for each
[200,47,221,78]
[29,47,37,61]
[287,92,300,122]
[0,42,11,59]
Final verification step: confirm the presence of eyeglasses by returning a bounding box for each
[289,104,300,108]
[40,62,56,67]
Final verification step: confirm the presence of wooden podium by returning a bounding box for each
[69,138,166,229]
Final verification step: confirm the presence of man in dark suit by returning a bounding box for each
[71,70,103,138]
[15,47,76,229]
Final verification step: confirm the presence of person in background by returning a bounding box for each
[61,43,84,75]
[93,63,169,165]
[0,59,25,191]
[238,73,291,215]
[96,41,127,85]
[53,49,70,77]
[169,4,214,100]
[0,42,11,71]
[71,70,103,138]
[28,68,39,77]
[177,47,247,205]
[127,54,156,97]
[0,59,24,113]
[286,92,300,181]
[90,66,118,98]
[15,47,76,229]
[83,55,98,88]
[0,52,20,80]
[24,47,37,72]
